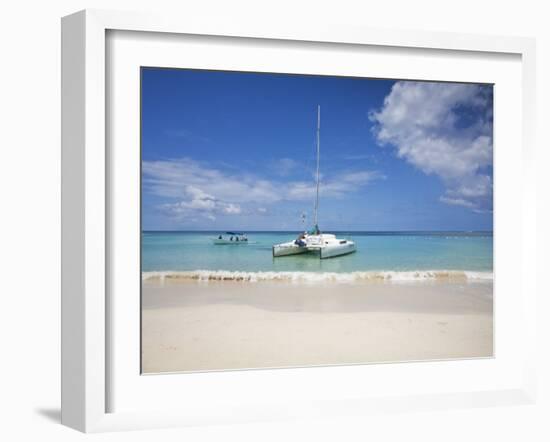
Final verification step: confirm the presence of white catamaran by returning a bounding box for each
[272,106,357,259]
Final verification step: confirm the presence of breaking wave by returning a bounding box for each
[142,270,493,284]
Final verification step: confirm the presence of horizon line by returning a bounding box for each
[142,229,494,233]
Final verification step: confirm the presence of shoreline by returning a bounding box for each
[142,269,493,284]
[142,279,493,373]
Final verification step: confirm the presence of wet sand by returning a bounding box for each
[141,280,493,373]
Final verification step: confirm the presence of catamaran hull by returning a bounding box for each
[272,242,309,257]
[273,239,356,258]
[319,242,356,259]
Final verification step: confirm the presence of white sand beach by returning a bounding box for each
[141,279,493,373]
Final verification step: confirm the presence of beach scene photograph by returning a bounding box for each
[141,68,494,374]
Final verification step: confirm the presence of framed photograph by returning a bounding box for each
[61,9,537,432]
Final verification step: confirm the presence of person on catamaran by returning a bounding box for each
[294,232,307,247]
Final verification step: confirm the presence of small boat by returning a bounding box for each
[272,106,357,259]
[212,232,249,245]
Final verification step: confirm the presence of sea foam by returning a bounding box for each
[142,270,493,284]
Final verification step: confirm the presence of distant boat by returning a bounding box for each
[212,232,249,245]
[272,106,357,259]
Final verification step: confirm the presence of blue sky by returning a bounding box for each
[141,68,493,231]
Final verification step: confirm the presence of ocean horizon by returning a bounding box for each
[143,230,493,233]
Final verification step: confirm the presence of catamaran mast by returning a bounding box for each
[314,105,321,228]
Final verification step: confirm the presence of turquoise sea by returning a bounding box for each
[142,231,493,278]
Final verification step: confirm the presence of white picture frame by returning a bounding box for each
[61,9,537,433]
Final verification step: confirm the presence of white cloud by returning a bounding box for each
[223,203,242,215]
[272,158,298,176]
[143,158,281,204]
[439,196,476,209]
[285,170,385,200]
[143,158,383,221]
[369,81,493,212]
[156,182,243,221]
[341,171,385,185]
